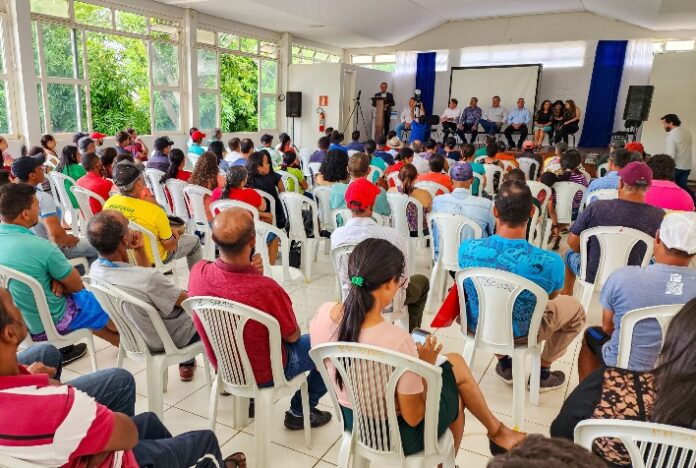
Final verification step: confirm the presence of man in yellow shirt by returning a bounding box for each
[103,161,202,269]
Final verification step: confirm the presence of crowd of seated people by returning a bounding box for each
[0,123,693,468]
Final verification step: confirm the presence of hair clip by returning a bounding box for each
[351,276,364,287]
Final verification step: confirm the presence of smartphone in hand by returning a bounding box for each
[411,327,431,345]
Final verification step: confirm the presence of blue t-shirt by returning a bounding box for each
[374,151,395,166]
[329,143,348,153]
[409,121,427,143]
[458,235,564,337]
[600,264,696,371]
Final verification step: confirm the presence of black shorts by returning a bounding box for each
[585,326,610,364]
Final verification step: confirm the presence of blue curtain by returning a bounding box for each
[579,40,627,148]
[416,52,436,115]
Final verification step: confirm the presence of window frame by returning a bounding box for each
[195,25,279,132]
[0,12,18,137]
[30,0,184,136]
[292,43,341,64]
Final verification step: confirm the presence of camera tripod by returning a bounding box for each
[342,90,370,139]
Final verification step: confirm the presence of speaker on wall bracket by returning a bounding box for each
[286,91,302,118]
[623,85,654,122]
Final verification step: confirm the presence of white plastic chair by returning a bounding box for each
[255,220,308,303]
[310,342,456,468]
[516,157,539,180]
[308,162,322,185]
[368,165,384,184]
[575,226,655,313]
[331,208,390,229]
[347,149,359,157]
[386,192,429,275]
[183,185,214,261]
[70,185,105,227]
[313,185,334,233]
[574,419,696,468]
[597,162,609,178]
[499,160,517,172]
[483,164,503,195]
[387,171,402,188]
[84,277,210,419]
[616,304,683,369]
[0,265,98,371]
[414,180,449,198]
[527,181,552,247]
[278,170,300,194]
[455,267,548,430]
[0,453,45,468]
[182,297,312,468]
[128,221,177,280]
[580,188,618,213]
[210,199,259,220]
[144,168,170,214]
[553,181,587,224]
[425,213,483,310]
[164,179,190,227]
[279,192,329,282]
[254,189,277,226]
[49,172,81,235]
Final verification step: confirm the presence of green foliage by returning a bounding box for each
[220,54,258,133]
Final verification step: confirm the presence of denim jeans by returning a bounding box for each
[479,119,501,135]
[259,334,327,415]
[61,238,98,264]
[395,122,408,140]
[17,343,136,416]
[131,412,223,468]
[675,168,696,203]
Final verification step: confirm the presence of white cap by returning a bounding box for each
[660,211,696,255]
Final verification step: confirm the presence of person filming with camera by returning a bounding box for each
[396,97,425,142]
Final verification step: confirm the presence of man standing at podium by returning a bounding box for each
[373,82,395,136]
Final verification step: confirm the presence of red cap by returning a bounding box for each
[624,142,644,154]
[191,131,206,141]
[90,132,107,139]
[345,177,380,210]
[619,161,652,187]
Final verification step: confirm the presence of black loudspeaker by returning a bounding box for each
[286,92,302,118]
[623,85,654,122]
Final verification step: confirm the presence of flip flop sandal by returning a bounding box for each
[224,452,247,468]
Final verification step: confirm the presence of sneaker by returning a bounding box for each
[60,343,87,365]
[538,370,565,392]
[495,361,513,385]
[284,407,332,430]
[178,364,196,382]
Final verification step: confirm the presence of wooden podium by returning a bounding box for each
[372,96,386,138]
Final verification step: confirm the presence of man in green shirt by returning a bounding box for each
[329,152,391,218]
[0,183,119,346]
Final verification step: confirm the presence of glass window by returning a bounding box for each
[151,42,179,87]
[153,90,180,131]
[352,55,372,64]
[220,54,258,132]
[370,63,396,72]
[0,82,9,134]
[259,95,276,130]
[260,41,277,59]
[37,84,46,133]
[197,49,217,89]
[218,33,238,50]
[32,22,40,76]
[42,23,76,78]
[375,54,396,63]
[86,31,150,135]
[665,40,695,51]
[115,10,147,34]
[197,29,215,45]
[47,83,78,132]
[240,37,258,54]
[198,92,217,130]
[74,2,112,29]
[260,60,277,94]
[150,18,179,41]
[30,0,69,18]
[301,48,315,59]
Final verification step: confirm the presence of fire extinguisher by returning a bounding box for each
[317,107,325,133]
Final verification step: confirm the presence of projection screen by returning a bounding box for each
[449,65,542,116]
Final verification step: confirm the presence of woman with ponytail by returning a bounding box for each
[276,151,308,194]
[160,148,190,183]
[388,163,431,236]
[310,238,526,457]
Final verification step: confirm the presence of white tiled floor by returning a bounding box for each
[65,239,603,468]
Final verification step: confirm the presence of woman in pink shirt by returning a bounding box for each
[309,239,525,457]
[645,154,695,211]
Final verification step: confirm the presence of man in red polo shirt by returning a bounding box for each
[75,152,113,214]
[188,208,331,430]
[0,287,231,468]
[416,153,454,194]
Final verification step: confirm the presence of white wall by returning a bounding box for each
[286,63,391,148]
[641,50,696,176]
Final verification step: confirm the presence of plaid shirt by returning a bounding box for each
[458,106,482,126]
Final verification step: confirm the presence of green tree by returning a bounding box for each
[220,54,258,132]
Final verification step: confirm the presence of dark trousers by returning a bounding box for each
[442,122,457,141]
[405,274,430,332]
[456,123,479,144]
[382,111,391,135]
[132,412,223,468]
[504,124,529,149]
[554,122,579,144]
[675,168,696,204]
[17,343,136,416]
